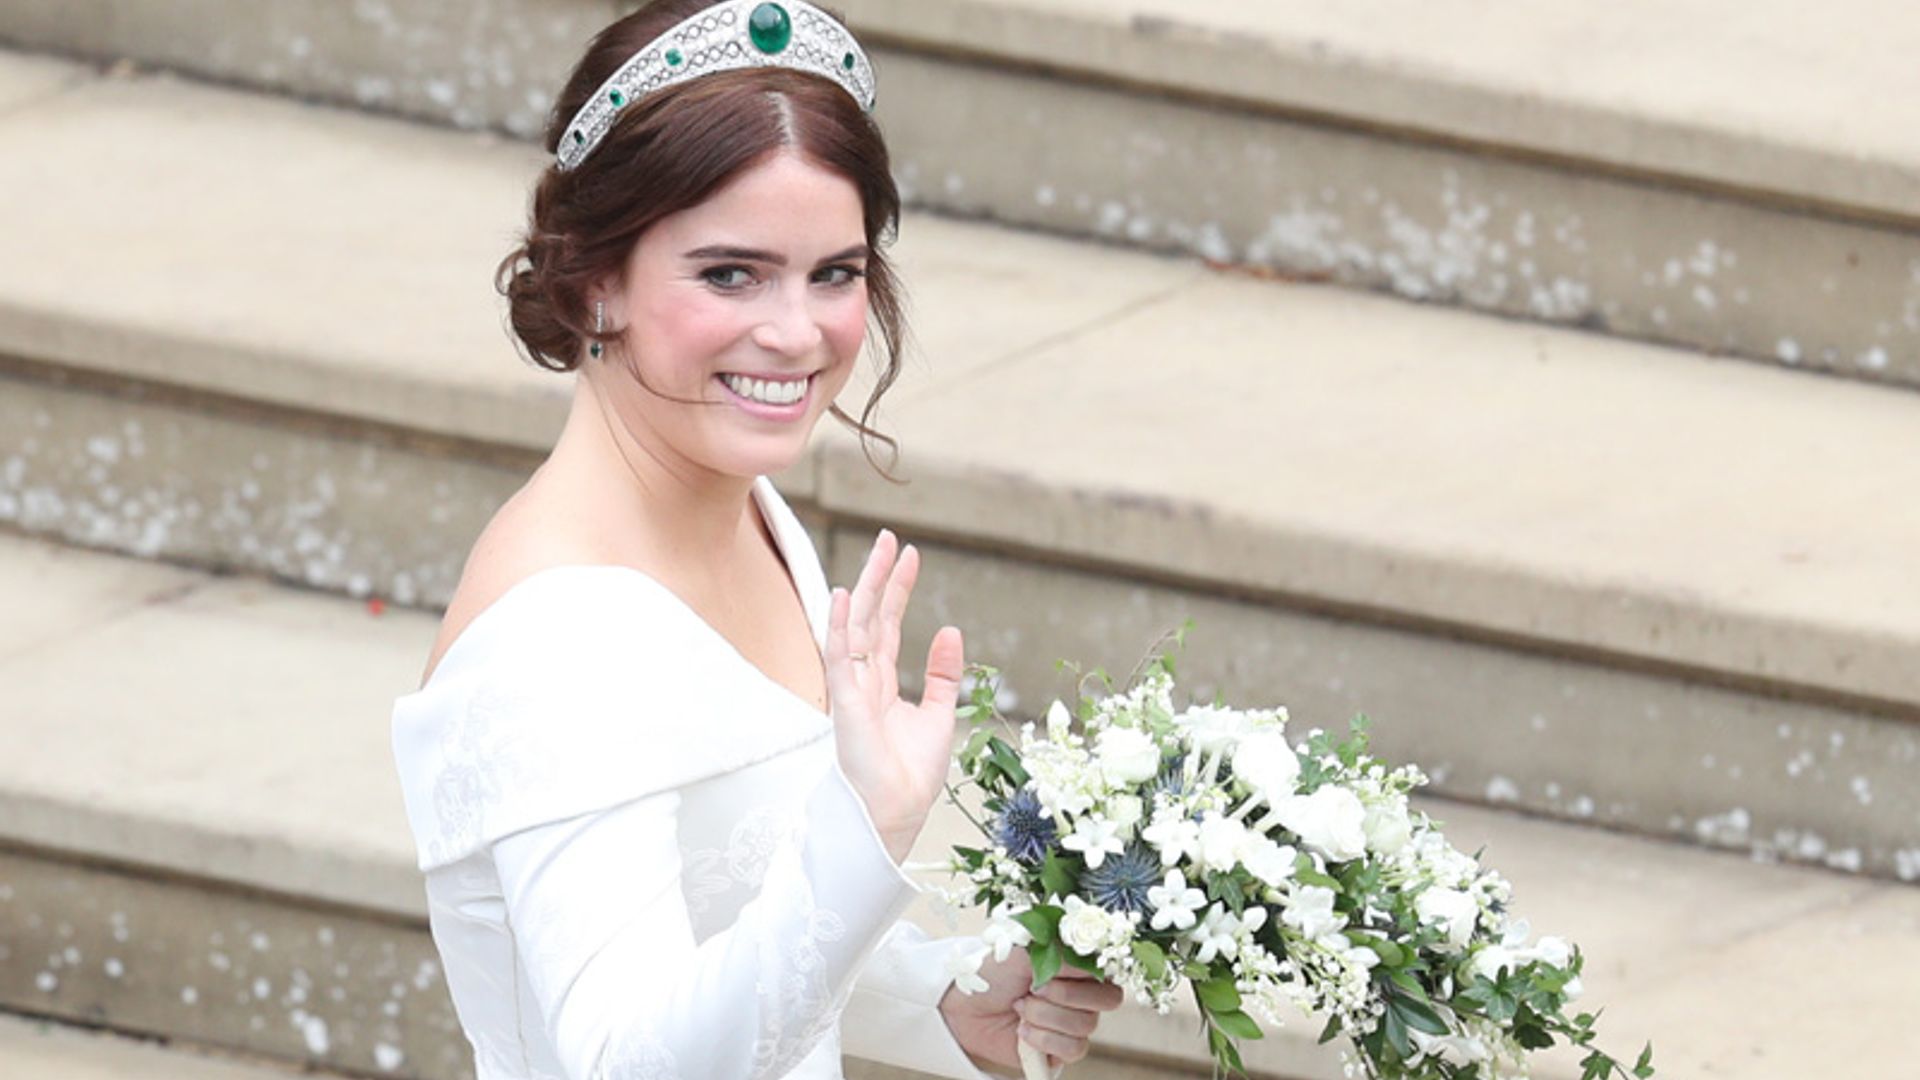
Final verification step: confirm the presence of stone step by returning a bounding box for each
[0,48,1914,877]
[1,531,1911,1079]
[1,2,1917,385]
[0,1011,339,1080]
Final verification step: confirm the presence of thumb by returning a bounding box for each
[918,625,965,716]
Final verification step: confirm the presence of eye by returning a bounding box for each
[813,264,867,287]
[701,265,757,290]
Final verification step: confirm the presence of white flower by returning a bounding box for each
[982,914,1032,964]
[1197,813,1251,872]
[1106,793,1145,838]
[1407,1028,1491,1068]
[1141,811,1201,866]
[1468,943,1519,982]
[1147,869,1207,931]
[1563,976,1584,1001]
[1046,699,1074,739]
[1185,903,1251,964]
[1061,815,1126,869]
[1096,726,1162,785]
[1280,884,1346,942]
[1274,786,1368,862]
[944,942,990,995]
[1415,887,1480,952]
[1060,895,1124,954]
[1361,798,1413,856]
[1232,731,1301,801]
[1180,704,1259,754]
[1240,835,1297,887]
[1532,935,1572,970]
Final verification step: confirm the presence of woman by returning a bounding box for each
[388,2,1123,1077]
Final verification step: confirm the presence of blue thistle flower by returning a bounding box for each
[1149,754,1191,800]
[993,787,1057,865]
[1083,841,1160,915]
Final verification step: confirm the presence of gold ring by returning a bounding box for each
[848,651,870,663]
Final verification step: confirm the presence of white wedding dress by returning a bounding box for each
[391,477,996,1080]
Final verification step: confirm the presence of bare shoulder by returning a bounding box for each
[418,486,610,687]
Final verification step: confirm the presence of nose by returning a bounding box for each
[750,279,825,359]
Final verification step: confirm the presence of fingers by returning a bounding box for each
[919,624,965,715]
[1032,973,1125,1012]
[847,529,897,659]
[1014,995,1097,1039]
[874,543,919,698]
[1016,1017,1091,1066]
[823,587,862,716]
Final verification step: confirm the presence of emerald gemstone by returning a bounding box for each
[842,51,854,71]
[666,48,683,66]
[608,88,626,107]
[571,130,585,144]
[748,3,791,54]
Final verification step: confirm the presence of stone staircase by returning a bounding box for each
[0,1,1916,1077]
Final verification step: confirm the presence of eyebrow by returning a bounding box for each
[681,243,869,267]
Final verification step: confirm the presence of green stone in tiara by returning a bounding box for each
[608,88,626,107]
[666,48,683,67]
[842,52,854,70]
[748,3,792,54]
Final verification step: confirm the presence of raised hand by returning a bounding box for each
[825,529,965,864]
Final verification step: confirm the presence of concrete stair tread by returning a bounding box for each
[841,0,1920,219]
[1,530,1913,1079]
[0,1012,335,1080]
[1,49,1915,713]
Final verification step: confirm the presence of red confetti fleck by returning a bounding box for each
[367,598,386,616]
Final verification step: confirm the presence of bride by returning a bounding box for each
[389,1,1123,1077]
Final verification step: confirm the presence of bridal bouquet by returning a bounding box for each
[939,630,1653,1080]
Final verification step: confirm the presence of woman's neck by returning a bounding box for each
[541,371,757,568]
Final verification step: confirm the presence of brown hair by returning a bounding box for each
[495,0,905,473]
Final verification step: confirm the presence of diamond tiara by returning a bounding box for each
[556,0,876,172]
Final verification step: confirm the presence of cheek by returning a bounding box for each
[640,291,749,371]
[822,292,872,361]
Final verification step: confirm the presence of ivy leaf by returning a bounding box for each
[1316,1015,1342,1045]
[1041,850,1076,898]
[1634,1042,1656,1078]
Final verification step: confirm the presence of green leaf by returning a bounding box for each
[1040,850,1076,898]
[1316,1015,1342,1045]
[1210,1009,1264,1040]
[1391,994,1449,1036]
[1196,977,1241,1013]
[1130,939,1168,981]
[1634,1042,1656,1078]
[1012,907,1057,947]
[1381,1004,1412,1061]
[1030,940,1062,990]
[1363,937,1407,968]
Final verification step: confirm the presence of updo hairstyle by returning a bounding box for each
[495,0,906,470]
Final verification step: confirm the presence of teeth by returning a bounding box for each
[723,373,808,406]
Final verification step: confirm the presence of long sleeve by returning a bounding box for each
[843,923,1001,1079]
[489,760,918,1080]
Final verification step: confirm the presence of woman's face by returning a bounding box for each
[594,147,871,483]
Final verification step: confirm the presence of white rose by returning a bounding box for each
[1362,799,1413,856]
[1060,895,1117,955]
[1415,887,1480,952]
[1275,786,1368,863]
[1106,794,1145,838]
[1096,726,1162,786]
[1232,732,1301,800]
[1563,976,1584,1001]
